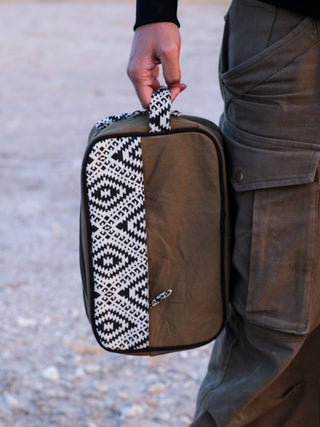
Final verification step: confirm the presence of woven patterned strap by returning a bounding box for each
[148,88,172,134]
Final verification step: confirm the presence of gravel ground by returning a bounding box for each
[0,1,228,426]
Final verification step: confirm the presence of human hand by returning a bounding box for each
[127,22,187,108]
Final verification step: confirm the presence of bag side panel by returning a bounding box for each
[142,130,228,349]
[82,135,150,351]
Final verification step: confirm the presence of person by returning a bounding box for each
[127,0,320,425]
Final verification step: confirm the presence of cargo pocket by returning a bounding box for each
[219,2,316,110]
[228,140,320,334]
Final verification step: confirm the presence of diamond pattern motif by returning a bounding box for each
[85,136,149,351]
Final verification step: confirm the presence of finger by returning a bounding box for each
[160,53,187,103]
[133,76,161,109]
[127,61,159,108]
[136,66,162,108]
[159,44,182,87]
[170,83,187,103]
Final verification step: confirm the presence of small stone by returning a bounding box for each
[72,309,79,318]
[42,316,52,326]
[117,391,128,399]
[146,422,160,427]
[159,412,170,421]
[189,370,201,380]
[5,393,19,409]
[148,383,166,394]
[180,351,189,359]
[84,364,100,374]
[42,366,60,382]
[3,350,10,360]
[74,368,85,378]
[146,373,158,383]
[53,222,62,234]
[46,389,68,399]
[17,317,37,327]
[95,383,109,392]
[121,404,144,418]
[180,415,192,425]
[123,368,134,378]
[34,382,45,391]
[145,399,159,408]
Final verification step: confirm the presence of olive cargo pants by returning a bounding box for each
[191,1,320,425]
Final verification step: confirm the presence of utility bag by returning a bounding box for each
[80,88,230,356]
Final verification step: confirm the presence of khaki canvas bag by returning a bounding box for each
[80,88,230,356]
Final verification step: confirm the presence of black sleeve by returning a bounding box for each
[134,0,179,30]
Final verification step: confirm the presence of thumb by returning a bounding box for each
[160,49,186,103]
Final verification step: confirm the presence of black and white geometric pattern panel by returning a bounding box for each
[95,110,145,131]
[95,113,132,131]
[148,87,172,134]
[85,136,149,351]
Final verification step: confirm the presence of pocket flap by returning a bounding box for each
[228,139,320,192]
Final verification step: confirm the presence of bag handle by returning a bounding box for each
[148,87,172,134]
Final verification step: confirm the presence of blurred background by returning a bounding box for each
[0,1,228,426]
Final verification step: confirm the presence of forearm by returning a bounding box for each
[134,0,179,30]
